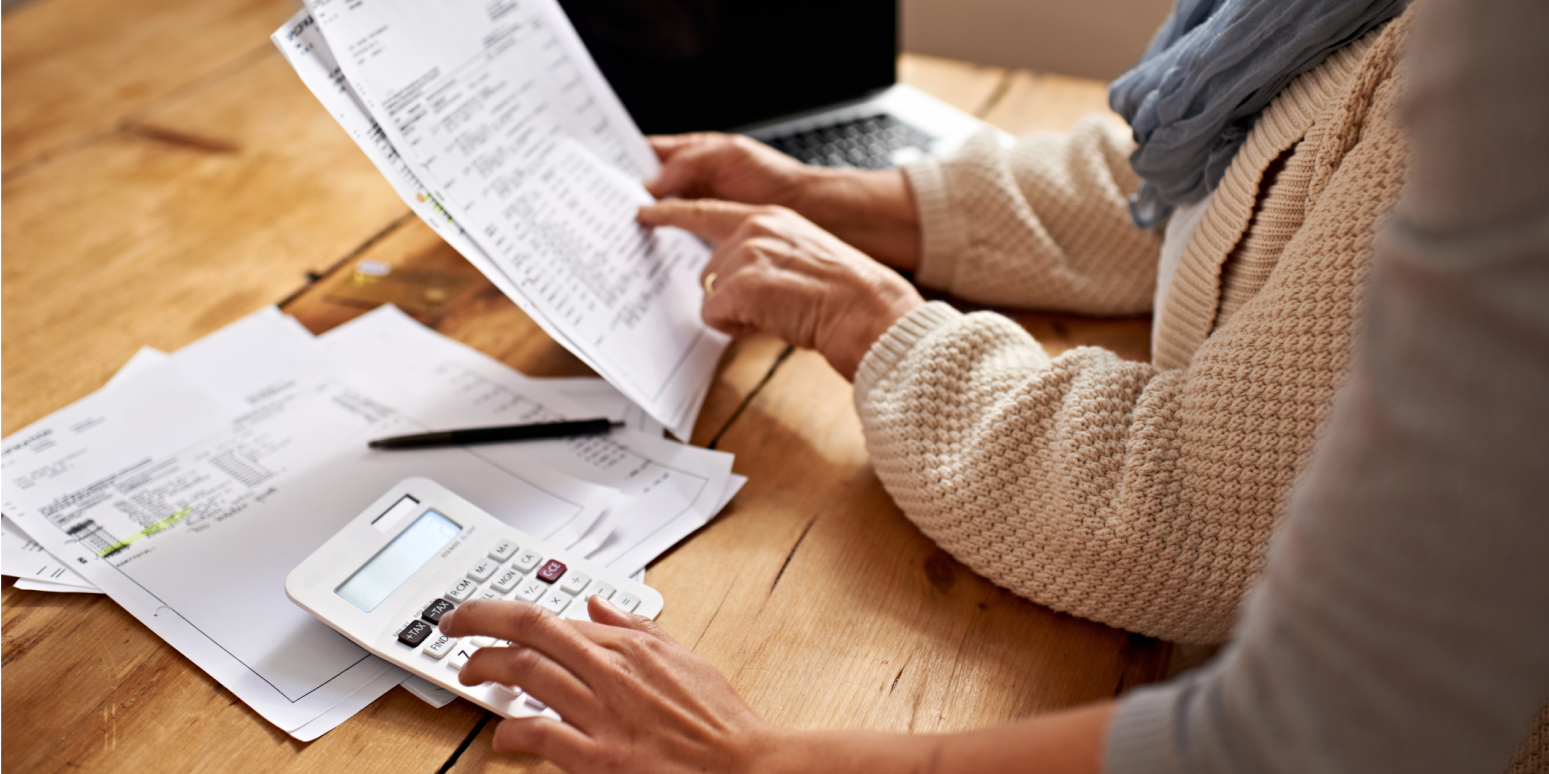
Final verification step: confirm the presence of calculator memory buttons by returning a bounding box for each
[488,539,518,562]
[467,557,498,582]
[421,598,455,625]
[445,577,477,602]
[398,620,434,647]
[536,559,566,584]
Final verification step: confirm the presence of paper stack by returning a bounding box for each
[2,305,742,738]
[273,0,727,441]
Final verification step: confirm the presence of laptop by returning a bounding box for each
[555,0,994,169]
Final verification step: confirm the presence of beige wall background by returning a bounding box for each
[902,0,1175,82]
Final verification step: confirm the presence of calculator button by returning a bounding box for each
[535,559,567,584]
[491,567,524,594]
[467,557,498,582]
[512,549,542,573]
[397,620,434,647]
[561,601,593,621]
[421,598,455,625]
[471,635,496,647]
[611,592,641,613]
[524,694,547,710]
[582,580,617,601]
[558,569,591,595]
[445,577,476,602]
[448,646,475,669]
[478,590,503,602]
[539,590,572,615]
[488,539,518,562]
[513,579,547,603]
[495,683,522,698]
[423,634,458,660]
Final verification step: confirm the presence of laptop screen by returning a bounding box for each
[556,0,898,135]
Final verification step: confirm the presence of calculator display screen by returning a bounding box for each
[336,509,461,612]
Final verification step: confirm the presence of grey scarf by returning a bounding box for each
[1109,0,1409,227]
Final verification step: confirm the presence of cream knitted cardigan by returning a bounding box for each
[858,18,1409,645]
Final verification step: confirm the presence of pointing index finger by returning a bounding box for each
[440,600,607,682]
[637,199,759,243]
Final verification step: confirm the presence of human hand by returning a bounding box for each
[637,200,925,380]
[647,133,922,270]
[439,597,782,774]
[646,133,812,206]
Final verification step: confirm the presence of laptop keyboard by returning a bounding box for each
[762,114,934,169]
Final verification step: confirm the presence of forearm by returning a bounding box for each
[763,702,1113,774]
[790,166,921,271]
[857,299,1351,644]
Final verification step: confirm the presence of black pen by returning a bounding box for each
[367,418,623,449]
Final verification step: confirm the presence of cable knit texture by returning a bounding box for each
[863,17,1409,644]
[908,117,1163,315]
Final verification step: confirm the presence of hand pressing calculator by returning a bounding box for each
[286,477,664,718]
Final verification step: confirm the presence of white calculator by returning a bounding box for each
[286,477,664,718]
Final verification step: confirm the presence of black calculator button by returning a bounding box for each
[421,598,455,625]
[398,619,433,647]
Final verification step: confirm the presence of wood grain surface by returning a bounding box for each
[2,3,1166,767]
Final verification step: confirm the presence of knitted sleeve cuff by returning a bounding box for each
[903,156,967,292]
[1104,683,1190,774]
[852,301,963,400]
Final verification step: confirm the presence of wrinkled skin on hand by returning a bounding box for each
[637,199,924,380]
[646,133,923,271]
[645,133,811,207]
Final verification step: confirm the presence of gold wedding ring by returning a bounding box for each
[703,271,718,295]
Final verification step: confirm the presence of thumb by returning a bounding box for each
[587,594,677,644]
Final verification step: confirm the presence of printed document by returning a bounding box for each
[320,306,737,575]
[290,0,727,439]
[0,308,618,736]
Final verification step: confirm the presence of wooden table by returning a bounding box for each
[2,1,1164,770]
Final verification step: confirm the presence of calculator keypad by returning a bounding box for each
[421,598,455,625]
[491,567,523,594]
[535,559,566,584]
[424,633,457,659]
[539,590,571,615]
[558,569,590,595]
[398,620,434,647]
[467,557,498,582]
[445,577,476,602]
[584,581,616,601]
[488,539,518,562]
[513,578,546,603]
[512,549,542,573]
[393,538,640,702]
